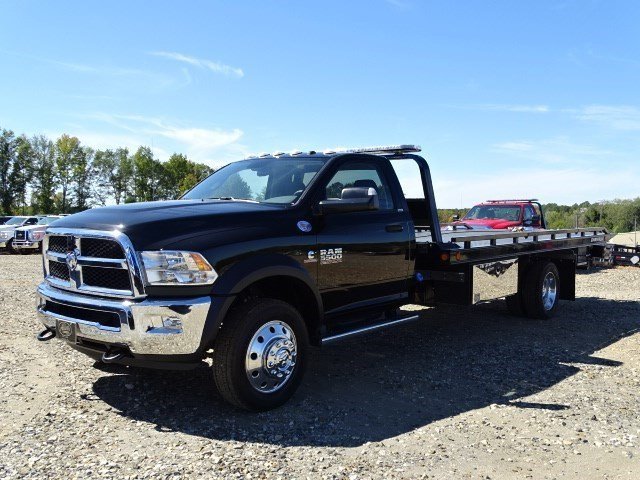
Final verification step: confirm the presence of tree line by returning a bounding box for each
[0,126,213,215]
[438,199,640,234]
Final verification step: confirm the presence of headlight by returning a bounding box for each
[0,232,8,239]
[31,231,45,241]
[140,251,218,286]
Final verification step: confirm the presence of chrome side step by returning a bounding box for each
[321,314,421,345]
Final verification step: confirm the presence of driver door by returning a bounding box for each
[315,157,411,314]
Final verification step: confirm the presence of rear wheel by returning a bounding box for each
[522,261,560,319]
[212,298,308,411]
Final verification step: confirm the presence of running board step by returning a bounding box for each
[321,314,421,345]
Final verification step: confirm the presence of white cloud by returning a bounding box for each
[433,167,639,208]
[151,51,244,78]
[44,129,170,161]
[471,104,550,113]
[385,0,411,8]
[426,136,632,207]
[574,105,640,131]
[492,137,612,164]
[42,58,177,90]
[80,113,246,165]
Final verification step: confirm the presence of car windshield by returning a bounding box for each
[37,216,58,225]
[182,158,327,204]
[464,205,521,221]
[4,216,27,225]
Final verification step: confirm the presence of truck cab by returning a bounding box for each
[455,200,545,230]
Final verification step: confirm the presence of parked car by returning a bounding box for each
[0,216,41,252]
[35,145,607,410]
[13,216,65,254]
[453,199,546,230]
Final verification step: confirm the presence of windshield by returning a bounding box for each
[464,205,521,221]
[182,158,326,204]
[37,216,58,225]
[4,216,27,225]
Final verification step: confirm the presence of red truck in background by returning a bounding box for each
[452,199,545,230]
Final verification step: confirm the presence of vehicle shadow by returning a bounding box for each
[90,296,639,447]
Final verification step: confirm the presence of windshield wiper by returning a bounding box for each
[204,197,259,203]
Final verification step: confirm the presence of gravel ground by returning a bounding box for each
[0,254,639,479]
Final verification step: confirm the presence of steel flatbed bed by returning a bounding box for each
[415,226,608,263]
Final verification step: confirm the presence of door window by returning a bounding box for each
[524,206,535,222]
[323,161,394,210]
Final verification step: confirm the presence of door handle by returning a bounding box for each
[385,224,404,233]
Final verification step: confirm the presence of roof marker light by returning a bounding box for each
[329,144,421,155]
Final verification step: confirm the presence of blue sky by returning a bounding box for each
[1,0,639,207]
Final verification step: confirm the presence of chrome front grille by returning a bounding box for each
[81,237,125,259]
[82,265,131,290]
[49,260,70,281]
[43,228,145,298]
[48,235,67,253]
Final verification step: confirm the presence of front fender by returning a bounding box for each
[198,254,322,352]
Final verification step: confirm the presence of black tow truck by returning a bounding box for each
[36,145,608,410]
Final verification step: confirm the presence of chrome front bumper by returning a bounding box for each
[13,240,39,249]
[37,282,211,356]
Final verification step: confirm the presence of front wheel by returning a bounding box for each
[212,298,308,411]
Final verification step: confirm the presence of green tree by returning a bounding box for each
[162,153,213,199]
[11,136,33,214]
[54,134,83,212]
[72,147,93,211]
[93,148,133,205]
[0,128,17,214]
[30,135,57,213]
[131,146,163,202]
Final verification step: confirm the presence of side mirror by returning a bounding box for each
[318,187,379,214]
[531,214,541,224]
[452,214,460,221]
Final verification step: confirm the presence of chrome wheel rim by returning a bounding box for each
[245,320,297,393]
[542,271,557,311]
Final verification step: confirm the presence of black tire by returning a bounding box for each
[505,292,525,316]
[6,239,15,254]
[522,261,560,319]
[212,298,308,411]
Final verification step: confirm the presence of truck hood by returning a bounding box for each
[459,219,520,229]
[16,225,44,232]
[50,199,289,249]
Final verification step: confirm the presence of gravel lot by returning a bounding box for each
[1,254,639,479]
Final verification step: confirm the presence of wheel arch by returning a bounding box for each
[519,252,576,301]
[200,255,324,350]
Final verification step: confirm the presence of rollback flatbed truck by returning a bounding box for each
[36,145,608,410]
